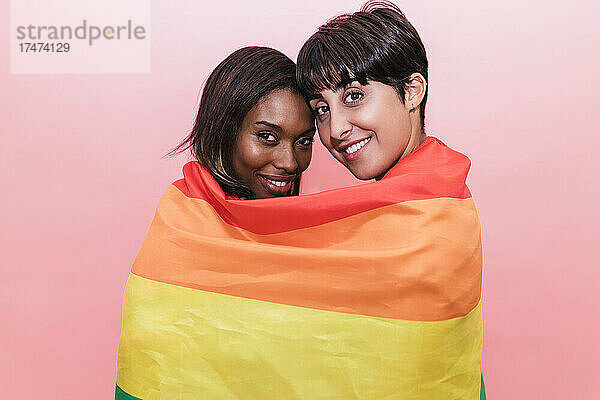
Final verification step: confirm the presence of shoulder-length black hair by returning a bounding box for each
[170,46,303,199]
[296,1,429,129]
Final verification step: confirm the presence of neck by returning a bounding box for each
[375,125,426,181]
[400,129,426,160]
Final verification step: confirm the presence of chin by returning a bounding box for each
[348,166,381,181]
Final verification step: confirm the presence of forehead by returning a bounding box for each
[246,89,313,129]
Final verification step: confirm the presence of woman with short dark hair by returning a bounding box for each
[297,1,429,181]
[297,1,486,398]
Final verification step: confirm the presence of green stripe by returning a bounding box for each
[480,375,487,400]
[115,378,484,399]
[115,385,142,400]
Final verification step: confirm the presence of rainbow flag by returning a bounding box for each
[116,137,484,399]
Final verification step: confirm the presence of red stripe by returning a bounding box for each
[173,137,472,234]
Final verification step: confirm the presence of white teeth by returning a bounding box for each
[344,137,371,154]
[267,179,288,187]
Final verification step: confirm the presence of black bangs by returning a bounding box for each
[297,29,372,98]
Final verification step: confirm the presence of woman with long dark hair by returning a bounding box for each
[115,46,316,399]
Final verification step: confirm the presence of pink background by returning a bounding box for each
[2,1,599,398]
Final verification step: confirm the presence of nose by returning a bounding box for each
[273,144,299,174]
[328,107,352,141]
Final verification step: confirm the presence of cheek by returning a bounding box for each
[247,146,271,169]
[353,106,387,130]
[297,150,312,172]
[317,123,332,148]
[234,141,266,178]
[359,107,410,145]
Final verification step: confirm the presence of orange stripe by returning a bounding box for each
[173,137,473,234]
[132,186,482,321]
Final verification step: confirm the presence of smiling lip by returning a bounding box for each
[339,136,372,161]
[257,174,296,196]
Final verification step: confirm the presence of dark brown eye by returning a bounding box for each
[257,131,277,142]
[314,104,329,116]
[297,136,315,146]
[344,90,363,104]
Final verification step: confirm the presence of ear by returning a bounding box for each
[403,73,427,112]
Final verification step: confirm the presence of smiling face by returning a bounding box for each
[309,79,425,180]
[233,88,315,199]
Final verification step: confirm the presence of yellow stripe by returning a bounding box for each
[117,274,482,400]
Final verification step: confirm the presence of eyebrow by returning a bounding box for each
[254,121,281,130]
[306,79,360,101]
[256,121,315,135]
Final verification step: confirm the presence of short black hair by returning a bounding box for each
[297,1,428,128]
[170,46,304,199]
